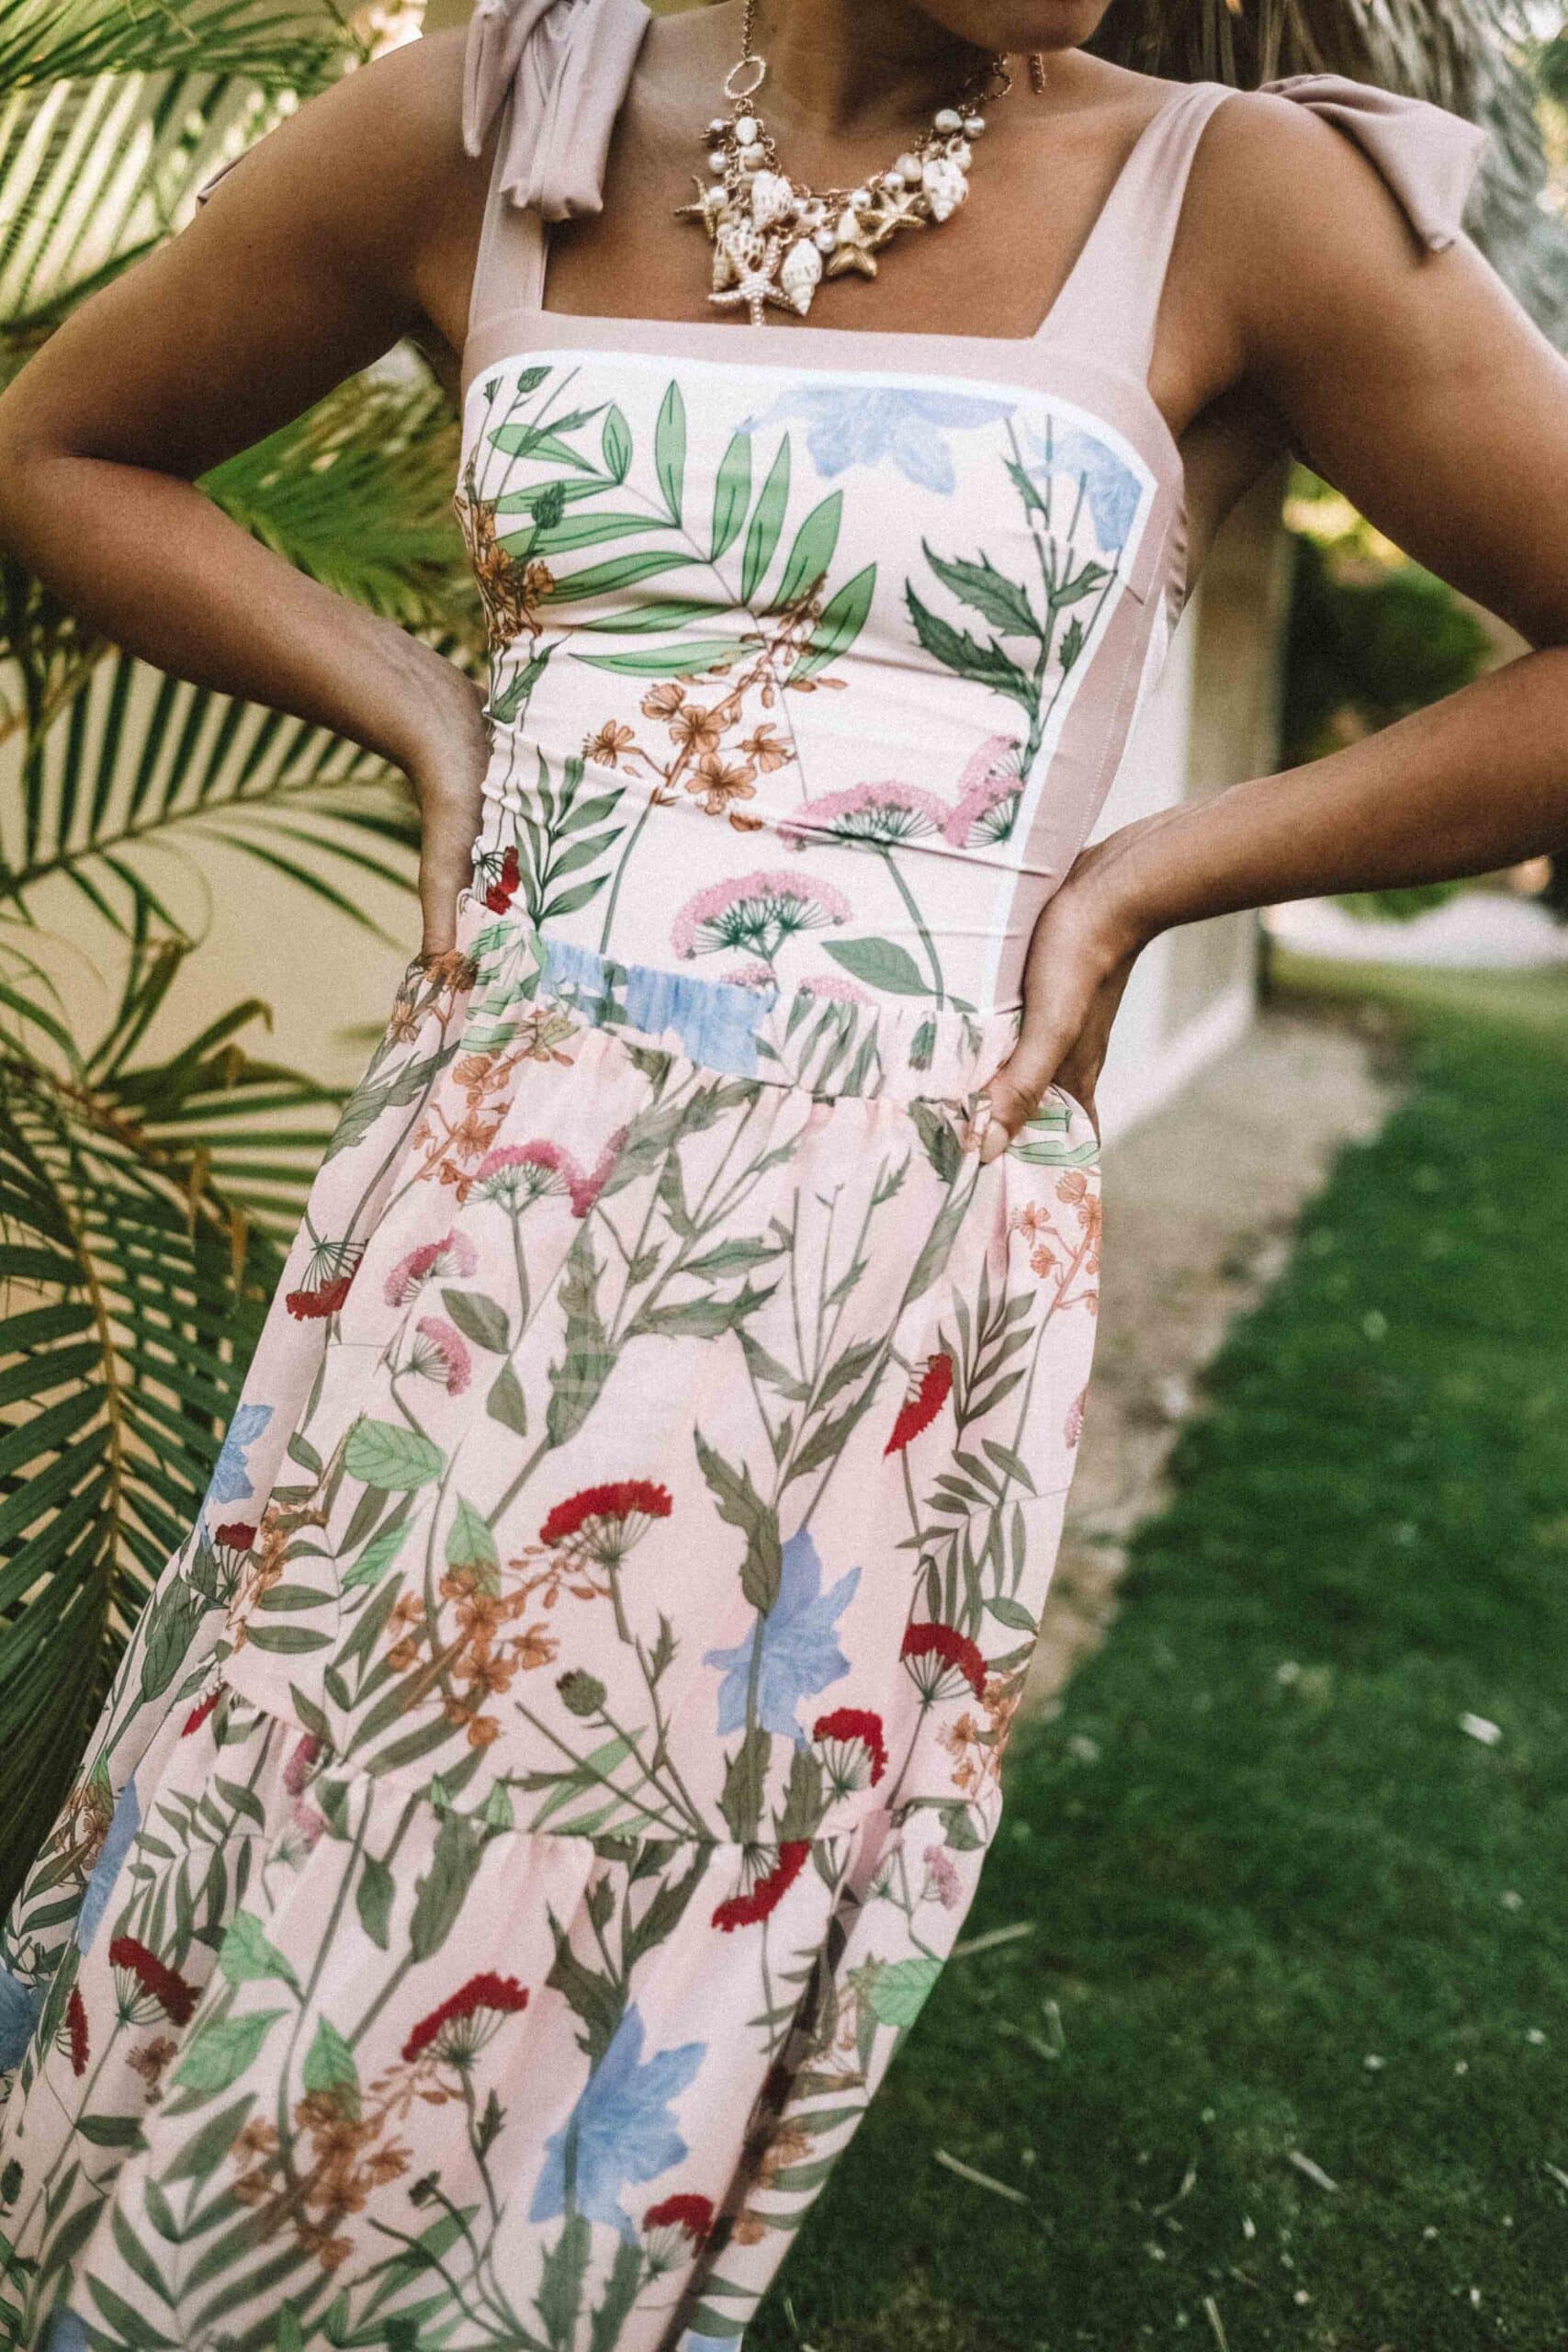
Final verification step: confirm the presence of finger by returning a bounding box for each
[970,1031,1073,1164]
[417,813,478,959]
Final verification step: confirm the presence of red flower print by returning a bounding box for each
[711,1841,810,1932]
[642,2191,714,2269]
[539,1480,673,1575]
[476,1134,624,1219]
[484,843,521,914]
[213,1522,256,1553]
[885,1353,953,1455]
[64,1984,89,2076]
[900,1622,987,1702]
[400,1973,529,2065]
[812,1706,888,1793]
[181,1688,221,1737]
[408,1316,471,1396]
[286,1242,363,1322]
[108,1936,197,2028]
[283,1734,322,1798]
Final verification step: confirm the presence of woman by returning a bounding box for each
[0,1,1564,2345]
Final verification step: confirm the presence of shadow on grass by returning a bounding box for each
[752,957,1568,2351]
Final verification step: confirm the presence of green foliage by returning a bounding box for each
[0,6,477,1883]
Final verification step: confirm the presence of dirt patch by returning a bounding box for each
[1025,1001,1398,1712]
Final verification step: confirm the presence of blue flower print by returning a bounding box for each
[1025,420,1143,552]
[46,2313,89,2352]
[74,1776,141,1954]
[0,1968,43,2070]
[541,934,772,1080]
[746,385,1013,493]
[705,1529,859,1743]
[528,2003,705,2240]
[205,1399,273,1508]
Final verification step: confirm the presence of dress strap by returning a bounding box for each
[1036,82,1235,377]
[463,0,650,340]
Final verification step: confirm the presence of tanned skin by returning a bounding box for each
[2,0,1568,1154]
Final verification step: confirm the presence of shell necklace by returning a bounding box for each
[677,0,1011,325]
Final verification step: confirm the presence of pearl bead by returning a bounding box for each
[707,149,727,175]
[933,107,962,132]
[734,114,759,144]
[850,186,871,209]
[707,117,728,138]
[739,140,765,166]
[950,139,972,169]
[814,224,837,252]
[896,153,922,184]
[964,115,986,136]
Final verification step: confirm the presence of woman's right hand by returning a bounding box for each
[402,662,492,962]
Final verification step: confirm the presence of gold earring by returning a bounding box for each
[1029,51,1047,94]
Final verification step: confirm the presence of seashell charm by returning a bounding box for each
[750,170,795,230]
[778,235,824,315]
[920,156,969,224]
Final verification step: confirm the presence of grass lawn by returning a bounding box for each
[751,956,1568,2352]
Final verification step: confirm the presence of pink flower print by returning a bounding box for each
[921,1841,964,1909]
[798,971,871,1004]
[1065,1385,1087,1448]
[409,1317,471,1396]
[780,779,952,852]
[476,1135,622,1219]
[671,870,852,964]
[383,1230,479,1306]
[283,1734,322,1798]
[942,734,1023,849]
[812,1706,888,1795]
[725,962,778,992]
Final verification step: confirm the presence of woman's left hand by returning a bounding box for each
[969,843,1147,1164]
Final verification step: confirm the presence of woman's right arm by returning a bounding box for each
[0,29,491,957]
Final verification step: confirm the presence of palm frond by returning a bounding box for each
[0,936,343,1892]
[0,0,349,102]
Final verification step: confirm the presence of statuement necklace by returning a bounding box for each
[677,0,1014,324]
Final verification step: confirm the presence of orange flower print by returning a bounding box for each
[640,680,686,721]
[667,700,726,759]
[688,752,758,821]
[584,719,637,768]
[739,721,790,773]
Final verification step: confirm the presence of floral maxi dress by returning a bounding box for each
[0,7,1483,2345]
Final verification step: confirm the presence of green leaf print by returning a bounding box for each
[541,548,702,605]
[600,402,632,482]
[867,1953,943,2029]
[356,1854,395,1950]
[740,433,791,604]
[694,1431,782,1613]
[791,562,877,683]
[590,2235,645,2352]
[537,2210,592,2349]
[575,635,756,679]
[709,429,752,560]
[172,2008,288,2096]
[546,1227,614,1450]
[487,1360,528,1436]
[655,378,687,522]
[576,594,716,637]
[489,418,604,471]
[773,491,843,611]
[1052,560,1111,606]
[446,1496,499,1577]
[218,1911,300,1994]
[823,935,929,998]
[903,584,1034,709]
[922,541,1043,639]
[301,2015,361,2117]
[343,1518,407,1591]
[718,1727,770,1844]
[409,1813,487,1962]
[140,1577,207,1701]
[343,1419,445,1490]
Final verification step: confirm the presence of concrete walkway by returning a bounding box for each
[1026,1001,1394,1711]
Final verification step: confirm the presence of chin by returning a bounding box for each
[912,0,1111,53]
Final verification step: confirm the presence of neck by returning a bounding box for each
[738,0,996,136]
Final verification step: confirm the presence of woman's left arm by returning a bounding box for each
[976,91,1568,1159]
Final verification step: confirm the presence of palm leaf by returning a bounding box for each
[0,941,342,1897]
[0,0,349,101]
